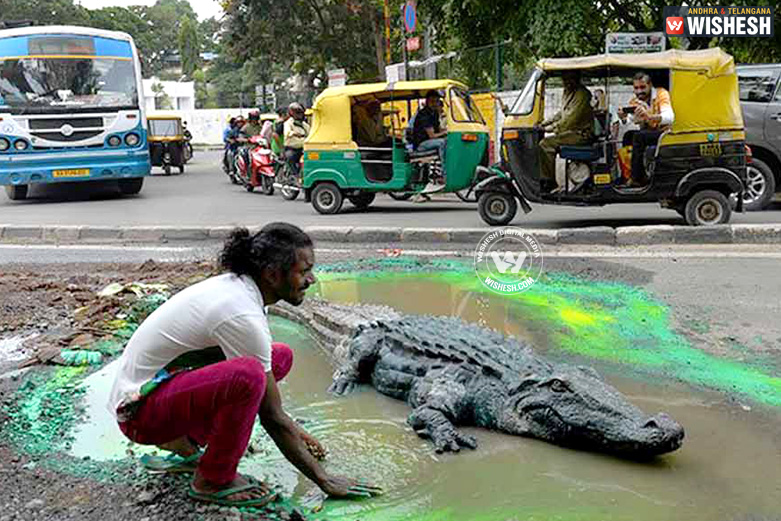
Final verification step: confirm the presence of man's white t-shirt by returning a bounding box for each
[107,273,272,418]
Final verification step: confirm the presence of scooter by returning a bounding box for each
[275,149,303,201]
[235,135,277,195]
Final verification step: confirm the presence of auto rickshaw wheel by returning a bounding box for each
[118,178,144,196]
[261,176,274,196]
[389,192,414,201]
[478,192,518,226]
[684,190,731,226]
[312,182,344,215]
[5,184,28,201]
[348,191,375,210]
[743,158,775,211]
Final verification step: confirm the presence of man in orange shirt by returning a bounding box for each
[619,72,675,186]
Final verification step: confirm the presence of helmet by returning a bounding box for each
[288,102,305,117]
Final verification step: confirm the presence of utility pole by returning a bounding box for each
[384,0,391,66]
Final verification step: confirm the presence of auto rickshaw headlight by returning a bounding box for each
[13,139,28,151]
[108,135,122,147]
[0,138,9,151]
[125,133,140,147]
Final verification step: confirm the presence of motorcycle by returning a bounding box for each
[183,128,194,163]
[235,135,277,195]
[222,145,239,184]
[275,148,303,200]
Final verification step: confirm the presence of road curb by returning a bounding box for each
[1,224,781,246]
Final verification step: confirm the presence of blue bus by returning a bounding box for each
[0,25,150,201]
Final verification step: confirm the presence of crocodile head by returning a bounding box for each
[500,366,684,458]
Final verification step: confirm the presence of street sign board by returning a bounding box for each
[327,68,347,87]
[404,1,417,33]
[386,63,407,82]
[406,36,420,52]
[606,32,666,53]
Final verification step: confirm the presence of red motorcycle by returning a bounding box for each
[235,135,277,195]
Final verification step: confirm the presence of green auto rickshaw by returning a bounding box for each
[302,79,490,214]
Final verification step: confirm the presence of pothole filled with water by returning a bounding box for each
[66,273,781,521]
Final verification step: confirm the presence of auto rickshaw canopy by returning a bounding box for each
[536,48,743,134]
[147,114,184,141]
[307,79,470,146]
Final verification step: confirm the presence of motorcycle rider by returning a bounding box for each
[282,103,310,182]
[238,111,265,174]
[222,117,241,175]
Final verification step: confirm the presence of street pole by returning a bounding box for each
[384,0,391,66]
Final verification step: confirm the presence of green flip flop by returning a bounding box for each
[188,482,279,508]
[140,451,202,474]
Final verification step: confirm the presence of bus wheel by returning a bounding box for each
[478,192,517,226]
[5,184,28,201]
[312,182,344,215]
[348,191,375,210]
[118,178,144,195]
[684,190,731,226]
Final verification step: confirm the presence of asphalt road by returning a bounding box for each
[2,150,780,228]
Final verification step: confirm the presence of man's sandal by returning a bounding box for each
[188,482,278,507]
[140,451,202,474]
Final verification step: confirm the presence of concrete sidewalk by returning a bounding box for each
[1,223,780,246]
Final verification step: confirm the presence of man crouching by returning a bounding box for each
[107,223,380,507]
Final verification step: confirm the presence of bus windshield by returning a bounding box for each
[0,57,138,114]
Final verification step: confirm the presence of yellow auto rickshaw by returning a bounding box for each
[147,114,187,175]
[302,79,490,214]
[477,48,748,226]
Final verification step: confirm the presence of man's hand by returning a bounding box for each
[299,430,326,460]
[320,475,383,498]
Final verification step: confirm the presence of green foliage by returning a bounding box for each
[178,16,200,79]
[151,81,173,110]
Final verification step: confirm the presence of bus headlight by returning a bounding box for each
[125,133,140,147]
[13,140,29,151]
[108,135,122,147]
[0,138,9,151]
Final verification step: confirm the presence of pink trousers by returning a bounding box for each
[119,343,293,485]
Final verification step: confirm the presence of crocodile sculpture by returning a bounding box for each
[270,299,685,458]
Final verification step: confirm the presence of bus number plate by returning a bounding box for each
[699,143,722,157]
[53,169,90,178]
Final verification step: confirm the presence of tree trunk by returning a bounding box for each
[371,9,386,81]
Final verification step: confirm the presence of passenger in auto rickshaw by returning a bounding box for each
[352,98,392,148]
[618,72,675,187]
[538,71,594,193]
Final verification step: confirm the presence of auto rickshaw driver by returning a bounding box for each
[538,71,594,193]
[353,98,392,148]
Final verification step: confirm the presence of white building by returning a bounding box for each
[142,78,195,112]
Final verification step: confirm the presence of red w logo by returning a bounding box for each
[666,17,684,34]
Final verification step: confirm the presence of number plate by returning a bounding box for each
[699,143,722,157]
[593,174,612,185]
[53,169,90,178]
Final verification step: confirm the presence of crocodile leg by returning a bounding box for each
[408,406,478,453]
[328,327,385,396]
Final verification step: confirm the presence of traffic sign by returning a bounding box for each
[406,36,420,52]
[404,1,416,33]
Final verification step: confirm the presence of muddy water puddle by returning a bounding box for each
[70,277,781,521]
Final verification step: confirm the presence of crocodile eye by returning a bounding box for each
[549,379,568,393]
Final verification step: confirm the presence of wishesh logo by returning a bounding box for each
[666,17,685,34]
[663,5,774,37]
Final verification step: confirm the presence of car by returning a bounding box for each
[737,64,781,210]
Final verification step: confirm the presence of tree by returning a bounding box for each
[179,16,200,79]
[0,0,90,26]
[222,0,401,89]
[151,82,173,110]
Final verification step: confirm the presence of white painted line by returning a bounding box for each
[316,247,781,259]
[0,244,193,253]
